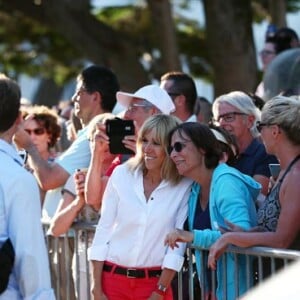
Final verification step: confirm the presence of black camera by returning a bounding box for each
[106,118,135,154]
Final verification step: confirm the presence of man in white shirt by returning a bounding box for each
[0,74,55,299]
[160,71,198,122]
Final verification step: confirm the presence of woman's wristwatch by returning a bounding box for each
[155,283,167,296]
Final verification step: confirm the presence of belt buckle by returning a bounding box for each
[126,268,137,278]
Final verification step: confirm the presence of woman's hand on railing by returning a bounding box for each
[164,229,194,249]
[207,235,229,270]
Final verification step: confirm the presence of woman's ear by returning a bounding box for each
[198,148,206,156]
[247,115,255,129]
[272,124,281,137]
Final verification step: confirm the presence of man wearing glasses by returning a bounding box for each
[212,91,278,196]
[116,84,175,153]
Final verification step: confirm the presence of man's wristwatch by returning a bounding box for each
[156,283,167,296]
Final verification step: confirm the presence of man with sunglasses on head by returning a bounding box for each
[212,91,278,197]
[160,71,198,122]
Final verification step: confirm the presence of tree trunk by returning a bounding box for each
[33,78,63,107]
[268,0,287,27]
[203,0,257,98]
[1,0,149,91]
[147,0,181,75]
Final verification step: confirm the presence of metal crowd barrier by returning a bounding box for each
[42,221,300,300]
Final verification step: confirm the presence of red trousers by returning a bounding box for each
[102,263,173,300]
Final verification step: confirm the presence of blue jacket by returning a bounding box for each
[188,163,261,300]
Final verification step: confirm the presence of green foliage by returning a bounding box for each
[0,11,84,84]
[0,0,299,85]
[93,4,211,79]
[252,0,300,23]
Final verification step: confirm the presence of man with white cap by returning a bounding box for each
[116,84,175,153]
[117,84,175,129]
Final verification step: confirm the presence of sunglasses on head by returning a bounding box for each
[24,127,46,136]
[167,141,188,155]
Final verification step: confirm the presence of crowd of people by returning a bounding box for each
[0,25,299,300]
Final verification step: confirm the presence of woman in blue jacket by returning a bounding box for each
[165,122,261,300]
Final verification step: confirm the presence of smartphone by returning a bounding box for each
[269,163,280,179]
[106,118,135,154]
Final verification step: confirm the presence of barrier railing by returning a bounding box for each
[42,221,300,300]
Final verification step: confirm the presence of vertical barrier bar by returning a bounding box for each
[42,222,300,300]
[188,247,194,300]
[234,253,239,298]
[75,229,80,299]
[246,255,251,289]
[85,228,91,300]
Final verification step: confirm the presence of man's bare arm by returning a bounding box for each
[14,128,69,190]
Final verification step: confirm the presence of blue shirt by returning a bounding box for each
[56,126,90,175]
[233,138,278,177]
[0,139,55,299]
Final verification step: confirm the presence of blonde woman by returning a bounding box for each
[89,114,192,300]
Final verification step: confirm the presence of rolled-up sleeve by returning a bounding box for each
[162,185,190,271]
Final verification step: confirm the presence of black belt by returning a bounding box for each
[103,263,161,278]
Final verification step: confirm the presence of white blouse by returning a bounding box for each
[88,163,192,272]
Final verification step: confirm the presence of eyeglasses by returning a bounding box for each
[256,121,274,133]
[260,49,276,56]
[24,127,46,136]
[167,141,189,155]
[214,112,246,124]
[127,103,152,113]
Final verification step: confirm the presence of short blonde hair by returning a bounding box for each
[127,114,182,184]
[262,95,300,145]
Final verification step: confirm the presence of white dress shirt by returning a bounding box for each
[0,139,55,300]
[88,163,192,272]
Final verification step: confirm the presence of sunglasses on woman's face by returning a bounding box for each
[24,127,46,136]
[167,141,189,155]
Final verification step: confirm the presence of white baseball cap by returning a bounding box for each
[116,84,175,115]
